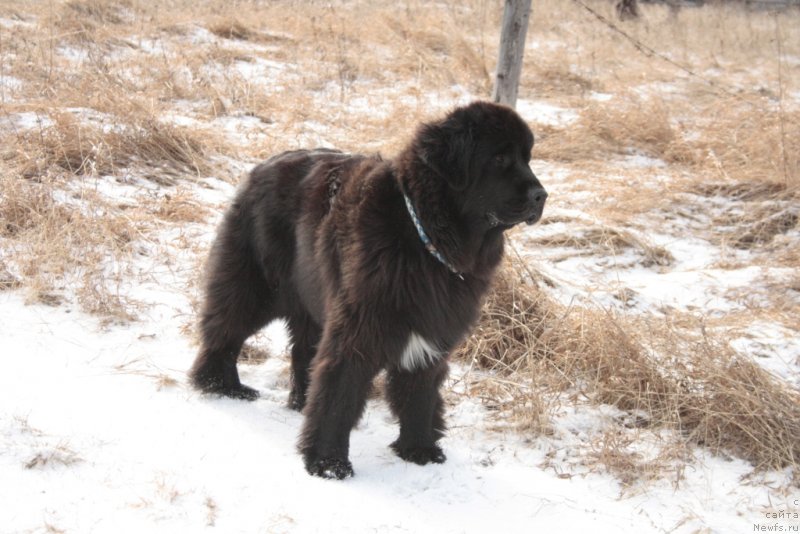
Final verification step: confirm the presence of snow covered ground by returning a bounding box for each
[0,289,794,534]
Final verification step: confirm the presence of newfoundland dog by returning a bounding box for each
[189,101,546,479]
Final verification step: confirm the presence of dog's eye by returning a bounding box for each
[493,154,508,167]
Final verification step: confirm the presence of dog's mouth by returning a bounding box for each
[487,207,544,228]
[524,214,541,225]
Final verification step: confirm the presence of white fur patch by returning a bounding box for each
[400,332,442,371]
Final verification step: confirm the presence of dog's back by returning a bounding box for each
[242,149,351,278]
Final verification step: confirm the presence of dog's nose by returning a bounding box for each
[528,187,548,207]
[523,186,547,226]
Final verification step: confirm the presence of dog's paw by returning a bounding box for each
[199,383,260,401]
[305,457,354,480]
[220,384,260,401]
[391,442,447,465]
[191,373,260,401]
[287,390,306,412]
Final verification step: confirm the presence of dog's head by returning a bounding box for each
[418,101,547,229]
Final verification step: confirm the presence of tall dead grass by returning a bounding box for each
[10,112,211,182]
[533,94,690,163]
[523,224,673,267]
[0,110,214,320]
[534,94,799,187]
[456,258,800,477]
[0,170,137,314]
[688,102,800,186]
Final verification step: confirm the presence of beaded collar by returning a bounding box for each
[402,193,464,280]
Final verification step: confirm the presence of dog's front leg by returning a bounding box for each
[298,334,380,479]
[386,358,449,465]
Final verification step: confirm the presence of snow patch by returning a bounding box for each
[0,111,54,132]
[517,99,579,127]
[1,75,24,94]
[731,323,800,389]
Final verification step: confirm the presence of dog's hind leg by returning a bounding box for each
[286,311,321,411]
[189,221,279,401]
[386,358,449,465]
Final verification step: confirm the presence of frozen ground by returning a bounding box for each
[0,289,794,534]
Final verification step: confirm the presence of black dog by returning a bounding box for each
[189,101,546,479]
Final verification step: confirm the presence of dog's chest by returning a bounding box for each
[399,332,443,371]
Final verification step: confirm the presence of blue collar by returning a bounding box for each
[402,193,464,280]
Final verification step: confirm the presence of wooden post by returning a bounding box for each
[492,0,532,109]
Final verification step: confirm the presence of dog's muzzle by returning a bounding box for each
[523,187,547,225]
[488,187,547,227]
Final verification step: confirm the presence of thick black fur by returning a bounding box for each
[189,101,546,479]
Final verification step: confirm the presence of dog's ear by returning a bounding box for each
[417,111,475,191]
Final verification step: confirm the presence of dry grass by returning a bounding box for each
[204,497,218,528]
[150,189,210,223]
[584,429,691,488]
[685,102,800,186]
[207,18,262,42]
[60,0,133,26]
[535,94,685,163]
[240,343,271,365]
[680,180,800,258]
[455,258,800,478]
[25,443,83,469]
[0,259,22,290]
[534,95,800,190]
[9,112,212,182]
[77,270,139,324]
[12,416,84,470]
[0,170,139,318]
[207,17,295,45]
[523,225,673,267]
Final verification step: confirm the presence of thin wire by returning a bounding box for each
[570,0,760,106]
